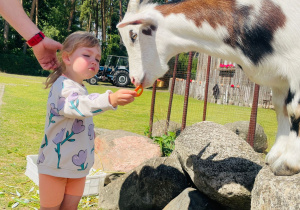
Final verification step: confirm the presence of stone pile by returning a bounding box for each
[94,122,300,210]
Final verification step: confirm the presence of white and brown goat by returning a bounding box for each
[117,0,300,176]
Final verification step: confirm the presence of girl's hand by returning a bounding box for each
[109,89,137,107]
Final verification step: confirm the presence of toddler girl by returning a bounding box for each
[37,31,137,209]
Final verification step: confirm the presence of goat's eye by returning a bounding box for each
[129,30,137,42]
[142,28,152,36]
[142,25,156,36]
[132,33,137,40]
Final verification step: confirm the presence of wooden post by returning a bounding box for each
[149,80,157,138]
[165,55,178,134]
[181,52,193,131]
[203,56,211,121]
[247,83,260,148]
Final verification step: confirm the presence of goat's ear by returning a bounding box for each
[117,15,157,28]
[117,20,144,28]
[126,0,151,13]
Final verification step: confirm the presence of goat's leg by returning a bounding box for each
[266,88,289,165]
[266,87,300,175]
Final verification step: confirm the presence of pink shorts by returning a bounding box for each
[39,173,86,208]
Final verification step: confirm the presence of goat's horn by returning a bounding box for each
[127,0,140,13]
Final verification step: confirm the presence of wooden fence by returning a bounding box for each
[168,53,273,109]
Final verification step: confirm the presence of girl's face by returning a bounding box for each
[63,46,101,84]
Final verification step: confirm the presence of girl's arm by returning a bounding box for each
[109,89,137,107]
[60,88,116,119]
[56,80,136,119]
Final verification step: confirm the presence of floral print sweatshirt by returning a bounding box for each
[37,76,116,178]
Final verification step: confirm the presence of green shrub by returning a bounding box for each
[0,53,49,77]
[152,131,176,157]
[144,127,177,157]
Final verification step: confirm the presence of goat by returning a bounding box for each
[117,0,300,176]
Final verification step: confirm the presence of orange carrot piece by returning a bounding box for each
[134,84,143,97]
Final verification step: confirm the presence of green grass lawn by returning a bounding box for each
[0,72,277,209]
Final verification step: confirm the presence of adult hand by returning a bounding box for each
[32,37,63,70]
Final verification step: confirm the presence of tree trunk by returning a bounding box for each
[101,0,106,43]
[88,12,92,32]
[87,0,93,32]
[3,20,10,52]
[94,1,99,38]
[119,0,122,21]
[67,0,76,32]
[35,0,38,25]
[118,0,123,45]
[108,0,113,37]
[23,0,37,54]
[29,0,37,22]
[80,0,84,28]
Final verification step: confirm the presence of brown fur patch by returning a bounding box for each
[156,0,235,29]
[156,0,286,64]
[156,0,286,42]
[261,0,286,28]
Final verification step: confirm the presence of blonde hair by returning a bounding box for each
[44,31,101,88]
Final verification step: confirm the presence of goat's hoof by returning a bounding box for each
[266,135,300,176]
[270,158,300,176]
[266,136,286,166]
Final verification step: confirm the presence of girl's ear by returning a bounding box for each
[62,52,71,65]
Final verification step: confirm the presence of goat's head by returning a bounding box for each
[117,0,169,88]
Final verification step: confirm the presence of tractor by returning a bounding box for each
[87,55,131,87]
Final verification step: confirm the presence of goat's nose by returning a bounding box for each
[131,75,144,87]
[131,77,136,86]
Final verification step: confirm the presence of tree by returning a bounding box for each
[23,0,37,54]
[119,0,123,21]
[80,0,93,32]
[101,0,106,42]
[3,20,9,52]
[67,0,76,32]
[0,0,131,74]
[35,0,38,25]
[94,0,99,37]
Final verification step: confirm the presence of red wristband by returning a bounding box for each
[27,32,45,47]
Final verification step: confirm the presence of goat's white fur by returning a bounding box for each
[118,0,300,175]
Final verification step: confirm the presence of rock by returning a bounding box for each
[152,120,182,137]
[163,187,224,210]
[98,157,189,210]
[173,121,263,210]
[224,121,268,153]
[104,173,124,186]
[94,128,161,173]
[251,166,300,210]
